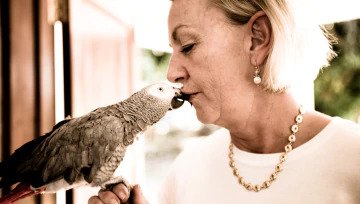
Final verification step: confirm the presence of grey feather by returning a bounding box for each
[0,83,185,192]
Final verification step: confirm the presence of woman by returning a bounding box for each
[89,0,360,203]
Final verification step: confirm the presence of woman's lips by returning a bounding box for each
[180,92,198,103]
[185,92,199,103]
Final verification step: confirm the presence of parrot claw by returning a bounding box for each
[100,176,132,193]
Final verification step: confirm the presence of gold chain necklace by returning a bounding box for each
[228,106,305,192]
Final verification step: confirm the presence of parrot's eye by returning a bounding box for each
[158,87,164,92]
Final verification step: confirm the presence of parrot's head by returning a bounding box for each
[145,83,186,110]
[128,83,187,124]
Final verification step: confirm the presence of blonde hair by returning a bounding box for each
[210,0,336,92]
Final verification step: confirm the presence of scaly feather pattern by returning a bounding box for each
[0,83,185,204]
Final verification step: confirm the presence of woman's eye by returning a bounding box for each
[181,44,195,54]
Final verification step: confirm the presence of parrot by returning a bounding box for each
[0,83,187,204]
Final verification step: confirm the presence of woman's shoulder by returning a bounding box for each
[158,128,230,204]
[180,128,229,154]
[321,117,360,156]
[170,128,229,165]
[327,117,360,138]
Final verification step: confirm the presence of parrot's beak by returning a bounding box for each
[171,92,190,110]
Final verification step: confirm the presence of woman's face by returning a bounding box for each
[167,0,254,125]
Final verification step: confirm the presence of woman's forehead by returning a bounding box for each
[168,0,222,32]
[169,0,211,21]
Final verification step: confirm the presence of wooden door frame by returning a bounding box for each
[0,0,55,203]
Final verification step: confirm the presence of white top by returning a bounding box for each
[159,117,360,204]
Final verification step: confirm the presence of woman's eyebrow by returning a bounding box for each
[171,24,189,43]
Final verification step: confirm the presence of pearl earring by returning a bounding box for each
[253,65,262,85]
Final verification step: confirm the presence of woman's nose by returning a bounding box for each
[167,55,189,83]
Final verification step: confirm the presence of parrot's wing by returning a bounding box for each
[0,117,73,188]
[39,115,126,187]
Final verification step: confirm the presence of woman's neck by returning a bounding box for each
[218,92,331,154]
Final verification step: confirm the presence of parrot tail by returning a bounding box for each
[0,183,45,204]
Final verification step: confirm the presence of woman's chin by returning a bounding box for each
[195,109,219,125]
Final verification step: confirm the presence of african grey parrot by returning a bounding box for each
[0,83,186,204]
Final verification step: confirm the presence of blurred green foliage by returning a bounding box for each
[141,49,171,83]
[315,19,360,122]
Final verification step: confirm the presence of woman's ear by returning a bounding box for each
[247,11,272,66]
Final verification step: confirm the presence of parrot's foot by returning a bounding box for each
[100,176,132,193]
